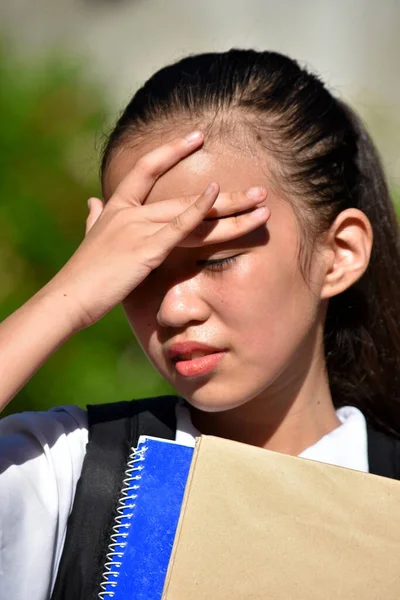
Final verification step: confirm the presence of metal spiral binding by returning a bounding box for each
[98,443,147,599]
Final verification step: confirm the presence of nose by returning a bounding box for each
[156,279,211,329]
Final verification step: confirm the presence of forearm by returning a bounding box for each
[0,286,78,413]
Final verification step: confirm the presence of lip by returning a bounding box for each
[167,341,226,378]
[174,352,225,378]
[167,341,225,361]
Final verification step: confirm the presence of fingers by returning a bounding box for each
[113,131,204,206]
[85,198,105,235]
[206,186,266,219]
[181,205,270,248]
[142,186,267,223]
[152,182,220,254]
[143,185,269,248]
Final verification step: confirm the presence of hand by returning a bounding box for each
[48,132,270,330]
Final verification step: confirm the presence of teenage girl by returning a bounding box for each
[1,49,400,600]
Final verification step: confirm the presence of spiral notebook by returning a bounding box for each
[97,433,400,599]
[98,436,194,600]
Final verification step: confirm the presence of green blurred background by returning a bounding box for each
[1,1,399,416]
[0,46,174,417]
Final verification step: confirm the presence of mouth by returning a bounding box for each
[173,352,226,378]
[172,350,219,363]
[167,343,226,378]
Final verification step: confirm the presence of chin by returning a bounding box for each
[156,359,272,412]
[176,381,260,413]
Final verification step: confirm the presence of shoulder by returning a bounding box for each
[0,404,89,516]
[0,405,88,600]
[0,403,88,439]
[0,404,88,483]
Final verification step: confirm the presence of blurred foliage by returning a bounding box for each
[393,187,400,219]
[0,46,172,417]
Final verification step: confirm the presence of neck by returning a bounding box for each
[189,353,341,456]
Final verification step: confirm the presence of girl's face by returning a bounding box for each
[106,135,328,413]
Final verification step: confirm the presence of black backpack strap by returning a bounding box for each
[367,422,400,480]
[50,395,179,600]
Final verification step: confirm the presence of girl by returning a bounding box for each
[1,49,400,600]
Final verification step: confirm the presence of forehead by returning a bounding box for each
[103,133,274,203]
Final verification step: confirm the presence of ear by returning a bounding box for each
[320,208,373,300]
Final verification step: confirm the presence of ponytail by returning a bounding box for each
[325,103,400,436]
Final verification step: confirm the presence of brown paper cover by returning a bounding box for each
[163,435,400,599]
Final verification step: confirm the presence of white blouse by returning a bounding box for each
[0,403,368,600]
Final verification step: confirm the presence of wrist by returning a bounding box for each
[32,280,87,338]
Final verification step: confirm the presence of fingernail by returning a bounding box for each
[252,206,268,217]
[185,130,203,144]
[87,198,92,211]
[205,182,217,195]
[246,186,266,199]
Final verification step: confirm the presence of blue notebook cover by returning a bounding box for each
[98,436,194,600]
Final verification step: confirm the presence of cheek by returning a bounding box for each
[123,290,160,347]
[218,252,317,349]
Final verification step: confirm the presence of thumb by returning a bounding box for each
[85,197,105,234]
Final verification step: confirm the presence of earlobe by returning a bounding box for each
[320,208,373,300]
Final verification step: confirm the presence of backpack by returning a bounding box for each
[50,395,400,600]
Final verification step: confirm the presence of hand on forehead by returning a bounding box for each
[104,132,269,206]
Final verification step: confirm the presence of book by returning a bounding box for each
[163,435,400,599]
[98,433,400,599]
[98,436,194,600]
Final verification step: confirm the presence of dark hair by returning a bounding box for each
[101,49,400,437]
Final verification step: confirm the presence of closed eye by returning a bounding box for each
[197,255,239,272]
[150,254,241,277]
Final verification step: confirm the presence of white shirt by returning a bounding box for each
[0,403,368,600]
